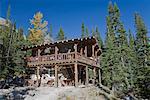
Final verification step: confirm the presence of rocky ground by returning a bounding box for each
[0,85,108,100]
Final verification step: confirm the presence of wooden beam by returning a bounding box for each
[55,46,58,60]
[93,67,96,85]
[74,44,77,52]
[36,66,40,87]
[86,65,89,86]
[55,65,58,87]
[74,63,78,87]
[74,44,77,59]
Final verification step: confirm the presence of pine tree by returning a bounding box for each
[95,27,103,48]
[102,2,130,95]
[128,30,137,88]
[81,23,85,38]
[49,24,52,37]
[91,28,95,36]
[85,27,89,37]
[102,2,118,90]
[0,5,26,79]
[118,23,131,90]
[134,13,150,98]
[57,27,65,40]
[6,4,11,21]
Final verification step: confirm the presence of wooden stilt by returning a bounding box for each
[55,65,58,87]
[99,68,101,85]
[86,66,89,86]
[74,63,78,87]
[93,67,96,85]
[36,66,40,87]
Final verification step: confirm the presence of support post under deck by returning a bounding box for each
[98,68,101,85]
[86,65,89,86]
[55,65,58,87]
[36,66,40,87]
[74,63,78,87]
[93,67,96,85]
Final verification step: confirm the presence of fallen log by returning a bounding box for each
[98,84,120,100]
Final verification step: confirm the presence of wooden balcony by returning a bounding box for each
[26,52,100,67]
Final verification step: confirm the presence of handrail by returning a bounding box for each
[26,52,76,62]
[26,52,99,66]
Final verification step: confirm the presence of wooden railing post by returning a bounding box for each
[74,44,77,59]
[84,46,87,57]
[55,46,58,60]
[92,45,95,57]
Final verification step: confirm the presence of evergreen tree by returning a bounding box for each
[49,24,52,37]
[102,2,118,90]
[0,5,26,79]
[118,23,131,90]
[0,22,26,79]
[6,4,11,21]
[91,28,95,36]
[134,13,150,98]
[101,2,130,95]
[94,27,103,48]
[128,30,137,88]
[57,27,65,40]
[81,23,85,38]
[85,27,89,37]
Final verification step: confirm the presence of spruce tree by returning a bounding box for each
[49,24,52,37]
[6,4,11,21]
[134,13,150,98]
[102,2,130,95]
[57,27,65,40]
[128,30,137,88]
[0,5,26,79]
[102,2,117,90]
[81,23,85,38]
[95,27,103,48]
[85,27,89,37]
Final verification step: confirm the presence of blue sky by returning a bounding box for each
[0,0,150,40]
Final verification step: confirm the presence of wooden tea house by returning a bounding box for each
[22,36,102,87]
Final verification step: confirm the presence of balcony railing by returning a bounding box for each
[26,52,99,67]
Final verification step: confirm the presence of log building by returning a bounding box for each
[22,36,102,87]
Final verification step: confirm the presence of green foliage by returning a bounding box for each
[49,24,53,37]
[0,2,149,99]
[102,2,135,96]
[0,5,26,79]
[81,23,85,38]
[6,4,11,21]
[0,23,26,79]
[57,27,65,40]
[101,2,150,99]
[134,13,150,98]
[85,27,89,37]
